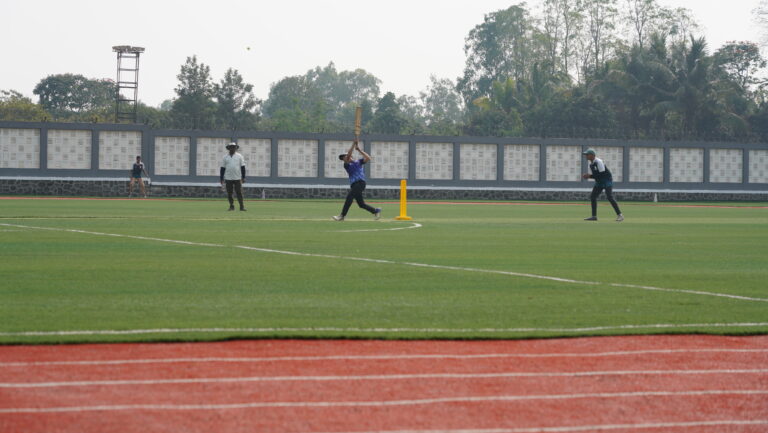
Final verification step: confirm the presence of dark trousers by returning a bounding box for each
[341,180,376,216]
[590,185,622,216]
[225,180,244,208]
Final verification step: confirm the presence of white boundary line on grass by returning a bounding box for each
[3,348,766,367]
[2,369,767,389]
[332,222,422,233]
[1,390,766,413]
[2,221,767,306]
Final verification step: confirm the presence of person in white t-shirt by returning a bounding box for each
[220,142,246,211]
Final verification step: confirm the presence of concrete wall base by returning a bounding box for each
[1,179,767,202]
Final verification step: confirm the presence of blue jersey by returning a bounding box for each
[344,159,367,184]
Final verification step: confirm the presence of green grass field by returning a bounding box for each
[0,197,766,344]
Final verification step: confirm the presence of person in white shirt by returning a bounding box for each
[220,142,246,211]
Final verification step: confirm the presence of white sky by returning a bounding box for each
[1,0,763,107]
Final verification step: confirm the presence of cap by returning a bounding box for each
[226,142,239,149]
[582,148,596,156]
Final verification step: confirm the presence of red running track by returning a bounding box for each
[1,335,766,433]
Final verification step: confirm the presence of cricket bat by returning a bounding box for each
[354,106,362,143]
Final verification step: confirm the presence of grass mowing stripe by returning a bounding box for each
[2,221,766,304]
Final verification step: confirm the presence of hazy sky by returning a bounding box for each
[2,0,763,107]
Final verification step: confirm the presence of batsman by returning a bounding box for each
[332,107,381,221]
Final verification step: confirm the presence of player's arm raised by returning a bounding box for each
[344,141,356,162]
[356,142,371,163]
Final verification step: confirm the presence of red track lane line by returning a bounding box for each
[1,336,765,363]
[3,368,766,389]
[2,334,716,364]
[3,348,767,367]
[3,416,767,433]
[0,394,766,433]
[1,337,765,432]
[1,394,766,433]
[3,389,767,413]
[309,420,768,433]
[2,351,765,383]
[3,371,766,409]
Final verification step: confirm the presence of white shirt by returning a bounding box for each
[221,152,245,180]
[592,157,607,172]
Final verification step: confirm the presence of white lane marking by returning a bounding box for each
[2,323,767,338]
[307,420,768,433]
[332,222,422,233]
[3,348,766,367]
[1,390,766,413]
[1,222,767,304]
[2,369,767,389]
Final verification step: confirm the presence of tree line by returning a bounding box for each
[3,0,768,142]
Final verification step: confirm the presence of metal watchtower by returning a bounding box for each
[112,45,145,123]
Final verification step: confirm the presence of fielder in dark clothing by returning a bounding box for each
[581,148,624,222]
[128,155,149,198]
[333,141,381,221]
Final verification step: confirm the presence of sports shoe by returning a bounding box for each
[584,216,598,221]
[373,208,382,220]
[228,206,235,211]
[332,215,345,221]
[616,214,624,222]
[240,208,247,211]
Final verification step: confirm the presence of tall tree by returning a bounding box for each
[0,90,50,121]
[262,62,381,131]
[591,36,674,137]
[656,7,699,46]
[33,74,115,117]
[559,0,585,78]
[370,92,407,134]
[624,0,658,47]
[649,36,737,137]
[465,78,525,136]
[541,0,565,76]
[262,75,331,132]
[213,68,260,131]
[457,4,542,106]
[306,62,381,113]
[419,76,465,135]
[171,56,217,129]
[583,0,619,78]
[714,41,767,92]
[396,94,426,134]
